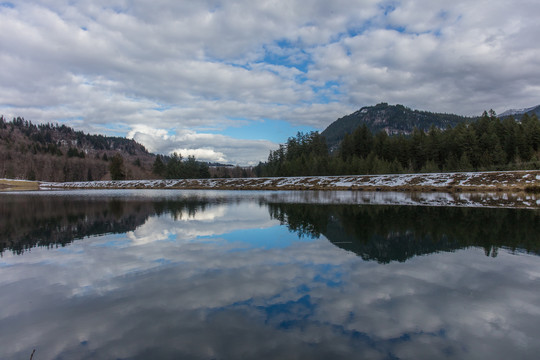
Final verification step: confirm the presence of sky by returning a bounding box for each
[1,0,540,165]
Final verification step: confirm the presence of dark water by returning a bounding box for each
[1,190,540,360]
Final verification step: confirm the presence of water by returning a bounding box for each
[1,190,540,360]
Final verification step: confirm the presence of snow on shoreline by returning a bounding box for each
[0,171,529,209]
[3,172,539,209]
[39,170,540,192]
[258,190,540,209]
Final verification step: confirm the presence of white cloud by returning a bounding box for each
[170,148,227,163]
[127,125,276,165]
[308,1,540,115]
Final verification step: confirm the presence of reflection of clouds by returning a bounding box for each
[176,205,227,221]
[127,202,275,245]
[1,204,540,359]
[127,216,175,244]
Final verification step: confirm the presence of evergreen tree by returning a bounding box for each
[166,153,183,179]
[410,128,427,171]
[109,153,126,180]
[500,117,518,163]
[152,155,166,177]
[199,162,210,178]
[352,124,373,159]
[523,114,540,152]
[184,155,199,178]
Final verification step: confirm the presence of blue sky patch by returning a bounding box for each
[261,39,313,73]
[153,104,173,112]
[91,234,131,248]
[381,2,398,16]
[386,25,407,33]
[210,119,317,143]
[313,81,341,104]
[203,224,315,250]
[153,258,172,265]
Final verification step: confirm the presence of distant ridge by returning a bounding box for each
[321,103,471,151]
[499,104,540,119]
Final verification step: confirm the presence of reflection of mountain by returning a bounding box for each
[269,204,540,262]
[0,195,211,255]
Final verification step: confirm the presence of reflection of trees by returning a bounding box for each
[269,204,540,263]
[5,193,540,262]
[153,199,209,220]
[0,195,211,255]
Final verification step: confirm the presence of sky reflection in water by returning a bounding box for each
[0,190,540,360]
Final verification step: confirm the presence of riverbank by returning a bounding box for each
[0,179,40,191]
[38,170,540,192]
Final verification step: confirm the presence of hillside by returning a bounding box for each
[0,116,156,181]
[321,103,471,151]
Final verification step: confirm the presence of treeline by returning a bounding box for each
[152,153,211,179]
[256,111,540,176]
[255,131,329,177]
[151,153,263,179]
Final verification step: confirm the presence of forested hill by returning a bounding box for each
[0,116,156,181]
[321,103,471,151]
[256,110,540,177]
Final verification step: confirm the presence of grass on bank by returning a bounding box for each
[0,179,40,191]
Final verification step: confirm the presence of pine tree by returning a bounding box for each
[198,162,210,178]
[410,128,427,171]
[109,153,126,180]
[458,153,473,171]
[352,124,373,159]
[166,153,183,179]
[152,155,166,177]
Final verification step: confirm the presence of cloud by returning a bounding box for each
[308,0,540,114]
[1,0,540,164]
[127,125,276,164]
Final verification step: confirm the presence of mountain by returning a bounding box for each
[499,104,540,119]
[0,116,156,182]
[321,103,471,151]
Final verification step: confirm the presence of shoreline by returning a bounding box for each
[36,170,540,193]
[0,179,40,191]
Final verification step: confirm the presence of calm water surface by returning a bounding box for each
[1,190,540,360]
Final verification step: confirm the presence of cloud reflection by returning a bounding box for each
[127,202,277,247]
